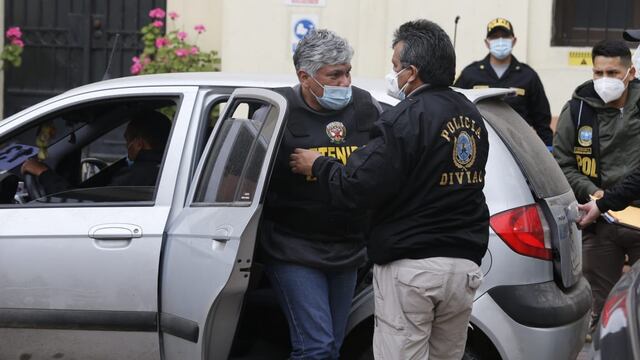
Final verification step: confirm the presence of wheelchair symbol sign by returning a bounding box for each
[294,19,315,40]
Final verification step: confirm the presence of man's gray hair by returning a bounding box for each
[293,29,354,75]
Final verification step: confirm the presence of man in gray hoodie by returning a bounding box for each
[553,39,640,336]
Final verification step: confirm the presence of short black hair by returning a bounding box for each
[125,110,171,151]
[392,19,456,86]
[592,40,632,66]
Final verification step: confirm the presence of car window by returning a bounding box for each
[193,98,228,170]
[477,100,571,198]
[79,123,128,182]
[0,96,179,206]
[193,99,277,206]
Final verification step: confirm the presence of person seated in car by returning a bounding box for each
[21,109,171,195]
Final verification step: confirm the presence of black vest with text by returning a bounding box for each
[569,99,601,186]
[259,85,379,270]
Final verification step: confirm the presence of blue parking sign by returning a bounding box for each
[294,19,315,40]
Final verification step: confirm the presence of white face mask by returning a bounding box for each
[594,68,630,104]
[633,48,640,80]
[385,68,408,100]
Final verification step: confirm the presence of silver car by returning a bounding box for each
[0,73,589,359]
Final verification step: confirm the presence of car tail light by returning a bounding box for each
[490,204,553,260]
[600,290,628,330]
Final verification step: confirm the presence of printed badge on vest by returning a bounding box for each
[326,121,346,144]
[453,131,477,169]
[578,126,593,146]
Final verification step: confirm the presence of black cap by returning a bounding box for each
[487,18,514,38]
[623,29,640,42]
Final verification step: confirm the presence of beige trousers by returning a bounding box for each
[372,257,482,360]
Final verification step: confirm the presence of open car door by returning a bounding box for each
[160,88,287,359]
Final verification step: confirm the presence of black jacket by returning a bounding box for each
[312,85,490,266]
[39,149,163,194]
[597,166,640,212]
[455,55,553,146]
[260,85,381,270]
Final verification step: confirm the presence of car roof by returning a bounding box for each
[63,72,514,104]
[2,72,516,124]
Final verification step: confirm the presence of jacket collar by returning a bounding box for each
[481,54,522,79]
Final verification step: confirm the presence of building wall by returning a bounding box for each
[166,0,223,57]
[167,0,605,117]
[0,0,609,117]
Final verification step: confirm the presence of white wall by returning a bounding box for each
[156,0,607,116]
[0,1,632,121]
[527,0,592,119]
[166,0,223,59]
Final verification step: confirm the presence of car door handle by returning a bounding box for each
[212,225,232,243]
[89,224,143,240]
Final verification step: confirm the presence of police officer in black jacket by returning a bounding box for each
[577,29,640,228]
[290,19,488,359]
[259,29,381,360]
[455,17,553,148]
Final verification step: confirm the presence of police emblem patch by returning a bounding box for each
[453,131,476,170]
[578,126,593,147]
[326,121,346,144]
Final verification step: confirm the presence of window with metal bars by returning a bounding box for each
[552,0,640,46]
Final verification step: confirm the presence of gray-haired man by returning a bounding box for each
[259,29,381,359]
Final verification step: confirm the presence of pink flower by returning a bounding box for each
[148,8,166,19]
[130,62,143,75]
[130,63,142,74]
[6,27,22,39]
[190,46,199,55]
[175,48,188,57]
[11,39,24,48]
[168,11,179,20]
[155,37,169,48]
[142,56,151,65]
[131,57,143,75]
[194,24,206,34]
[152,20,164,28]
[177,31,188,41]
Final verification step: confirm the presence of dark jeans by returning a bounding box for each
[583,222,640,327]
[264,262,357,360]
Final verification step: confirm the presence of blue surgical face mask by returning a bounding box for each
[488,38,513,60]
[310,76,352,110]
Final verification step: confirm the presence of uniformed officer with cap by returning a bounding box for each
[455,17,553,148]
